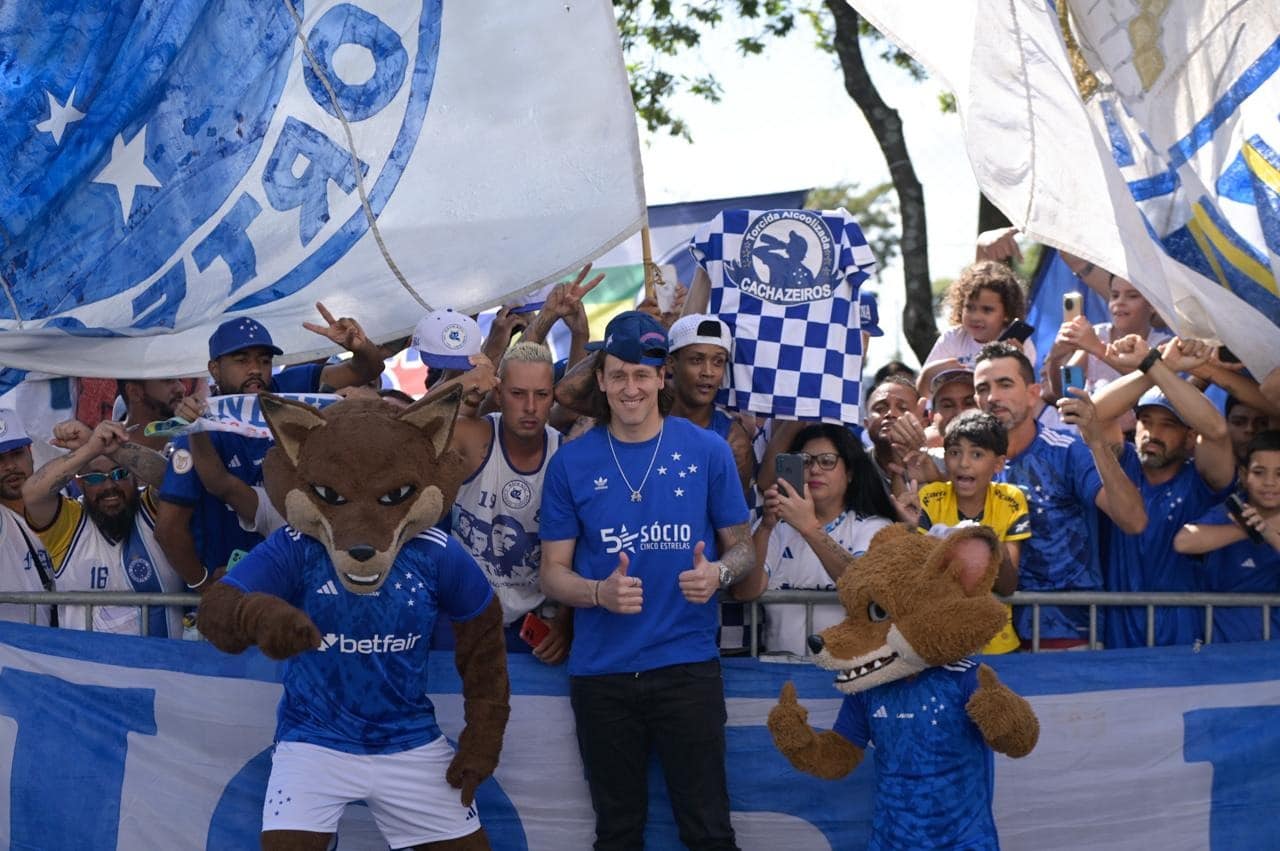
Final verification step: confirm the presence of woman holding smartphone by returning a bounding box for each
[729,423,901,656]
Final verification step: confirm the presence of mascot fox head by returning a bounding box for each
[259,388,467,595]
[808,524,1005,694]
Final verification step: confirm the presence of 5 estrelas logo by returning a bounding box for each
[600,522,693,554]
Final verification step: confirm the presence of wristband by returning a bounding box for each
[185,566,211,591]
[592,580,601,608]
[1138,349,1162,373]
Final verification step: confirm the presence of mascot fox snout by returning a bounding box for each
[260,390,466,594]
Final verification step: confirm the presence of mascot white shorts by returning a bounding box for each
[262,738,481,845]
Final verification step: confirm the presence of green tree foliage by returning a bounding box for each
[805,182,898,274]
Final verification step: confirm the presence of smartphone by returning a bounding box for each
[775,452,806,496]
[1225,494,1265,544]
[998,318,1035,343]
[1218,345,1240,364]
[1060,364,1086,395]
[519,612,551,648]
[1063,292,1083,321]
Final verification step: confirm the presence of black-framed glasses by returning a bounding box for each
[77,467,131,486]
[800,452,841,471]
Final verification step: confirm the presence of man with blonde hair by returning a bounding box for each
[448,341,568,662]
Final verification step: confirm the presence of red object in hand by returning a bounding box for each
[519,612,551,648]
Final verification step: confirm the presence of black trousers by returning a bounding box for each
[569,659,738,851]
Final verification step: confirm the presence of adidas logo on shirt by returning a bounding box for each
[1242,558,1257,569]
[227,455,242,469]
[873,705,888,719]
[316,580,339,596]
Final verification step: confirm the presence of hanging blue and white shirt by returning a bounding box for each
[689,208,877,424]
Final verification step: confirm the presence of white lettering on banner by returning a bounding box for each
[3,628,1280,849]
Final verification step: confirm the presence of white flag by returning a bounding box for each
[0,1,644,381]
[848,0,1280,376]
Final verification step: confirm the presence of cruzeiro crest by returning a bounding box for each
[0,0,441,334]
[734,209,836,305]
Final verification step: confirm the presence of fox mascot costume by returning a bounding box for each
[768,524,1039,850]
[199,387,509,850]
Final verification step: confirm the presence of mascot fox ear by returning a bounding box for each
[260,394,327,467]
[931,526,1001,597]
[397,384,464,458]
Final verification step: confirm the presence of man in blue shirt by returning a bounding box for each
[540,311,755,851]
[973,342,1146,647]
[1092,336,1236,647]
[154,310,385,592]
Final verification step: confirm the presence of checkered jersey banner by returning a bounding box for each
[689,208,876,423]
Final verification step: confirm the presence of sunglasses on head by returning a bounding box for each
[77,467,131,486]
[799,452,841,471]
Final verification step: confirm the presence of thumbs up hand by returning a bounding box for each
[678,541,720,604]
[598,551,643,614]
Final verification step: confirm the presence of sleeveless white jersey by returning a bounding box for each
[0,506,54,626]
[452,413,561,624]
[42,496,186,636]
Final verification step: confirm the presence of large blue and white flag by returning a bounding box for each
[1,622,1278,849]
[849,0,1280,377]
[690,208,876,424]
[0,1,644,383]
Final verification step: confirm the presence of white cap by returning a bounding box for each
[0,409,32,454]
[668,314,731,354]
[412,309,482,369]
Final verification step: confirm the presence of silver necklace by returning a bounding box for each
[606,421,664,503]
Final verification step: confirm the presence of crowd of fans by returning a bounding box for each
[1,228,1279,656]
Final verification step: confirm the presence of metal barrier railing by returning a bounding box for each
[735,589,1280,655]
[1,589,1277,653]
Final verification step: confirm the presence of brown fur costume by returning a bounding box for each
[198,386,509,851]
[768,525,1038,832]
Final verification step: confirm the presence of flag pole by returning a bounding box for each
[641,224,660,302]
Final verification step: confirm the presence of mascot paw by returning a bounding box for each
[965,664,1040,758]
[246,597,322,660]
[768,682,815,755]
[446,754,493,807]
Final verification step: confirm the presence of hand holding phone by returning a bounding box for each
[1063,292,1083,322]
[775,452,806,497]
[1225,494,1266,545]
[1060,364,1086,395]
[519,612,551,648]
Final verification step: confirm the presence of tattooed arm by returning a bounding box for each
[22,420,129,529]
[110,441,169,489]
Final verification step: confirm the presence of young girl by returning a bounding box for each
[918,261,1036,396]
[1044,274,1170,399]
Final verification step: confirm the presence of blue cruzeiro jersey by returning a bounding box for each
[540,416,750,676]
[1104,448,1231,648]
[995,423,1103,641]
[834,660,996,851]
[158,364,323,570]
[224,525,493,755]
[1191,502,1280,643]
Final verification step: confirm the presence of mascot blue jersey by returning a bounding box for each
[833,659,997,851]
[225,526,493,755]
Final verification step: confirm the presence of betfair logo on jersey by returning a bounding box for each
[316,631,422,654]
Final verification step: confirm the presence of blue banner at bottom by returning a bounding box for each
[0,623,1276,849]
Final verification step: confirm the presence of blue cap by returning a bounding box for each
[0,409,32,454]
[208,317,284,360]
[1135,387,1185,424]
[859,291,884,337]
[585,311,669,366]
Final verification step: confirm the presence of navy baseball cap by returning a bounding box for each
[208,317,284,360]
[585,311,669,366]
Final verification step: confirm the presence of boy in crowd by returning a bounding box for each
[915,410,1027,654]
[1174,431,1280,642]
